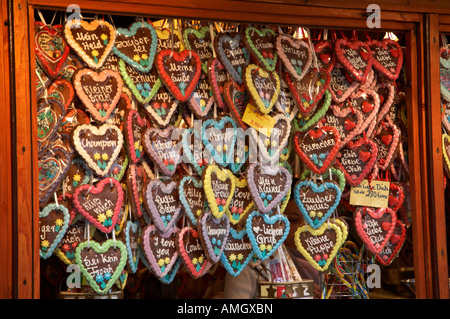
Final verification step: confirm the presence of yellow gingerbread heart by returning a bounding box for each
[203,164,236,219]
[225,176,254,225]
[244,64,280,115]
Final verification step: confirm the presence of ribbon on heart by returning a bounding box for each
[73,177,124,234]
[354,206,397,255]
[155,49,202,102]
[375,219,407,266]
[35,22,70,78]
[220,227,254,277]
[198,211,230,264]
[39,203,71,259]
[176,226,211,278]
[112,21,158,73]
[293,126,341,175]
[294,180,342,229]
[246,211,290,261]
[276,34,312,82]
[141,225,179,279]
[143,179,182,235]
[246,163,292,214]
[294,221,344,272]
[178,175,207,227]
[203,164,236,219]
[64,19,116,70]
[74,239,128,294]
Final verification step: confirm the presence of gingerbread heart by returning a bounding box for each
[58,53,85,81]
[285,68,330,117]
[179,175,207,226]
[141,225,179,279]
[294,180,342,229]
[105,91,133,131]
[198,211,230,264]
[72,123,124,176]
[74,239,127,294]
[39,203,71,259]
[176,226,211,278]
[112,21,158,73]
[155,28,184,53]
[122,220,141,273]
[62,158,93,196]
[119,59,161,104]
[375,220,406,266]
[275,77,299,120]
[244,64,280,115]
[37,97,67,155]
[276,34,312,81]
[182,126,212,176]
[124,109,150,164]
[293,126,341,175]
[226,176,254,225]
[373,120,400,170]
[243,27,278,72]
[246,211,290,261]
[35,22,70,78]
[228,127,250,173]
[143,84,179,128]
[108,146,128,181]
[183,26,215,73]
[58,108,90,138]
[125,163,148,220]
[73,68,123,122]
[294,221,343,272]
[73,177,124,233]
[334,39,373,83]
[55,218,94,265]
[294,89,331,132]
[223,79,250,129]
[142,126,181,177]
[389,182,405,213]
[220,227,254,277]
[214,31,250,84]
[375,81,396,124]
[36,63,51,98]
[203,164,236,219]
[64,19,116,70]
[47,78,75,108]
[300,167,346,192]
[441,67,450,102]
[314,40,336,73]
[328,63,359,103]
[202,116,237,167]
[335,136,378,186]
[354,206,397,254]
[345,89,380,137]
[187,72,214,118]
[207,58,228,109]
[156,49,202,102]
[246,163,292,214]
[143,179,182,234]
[368,39,403,81]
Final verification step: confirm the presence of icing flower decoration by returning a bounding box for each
[229,254,236,261]
[158,259,165,267]
[237,253,244,260]
[97,213,106,223]
[94,153,101,160]
[259,244,266,252]
[102,153,109,161]
[133,54,141,62]
[41,240,49,250]
[73,174,81,183]
[95,273,103,283]
[141,53,148,60]
[105,209,113,218]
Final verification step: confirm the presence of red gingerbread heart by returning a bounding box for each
[368,39,404,81]
[314,40,336,73]
[375,220,406,266]
[334,39,373,83]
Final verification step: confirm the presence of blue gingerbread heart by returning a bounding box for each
[124,221,141,274]
[220,228,254,277]
[201,116,237,167]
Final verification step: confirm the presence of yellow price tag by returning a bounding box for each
[242,104,276,137]
[349,179,390,208]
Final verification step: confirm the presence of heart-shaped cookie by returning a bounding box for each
[64,19,116,70]
[142,126,181,177]
[35,22,70,78]
[125,163,148,220]
[246,211,290,261]
[36,63,51,98]
[244,64,280,115]
[335,136,378,186]
[275,77,299,120]
[187,72,214,118]
[314,40,336,73]
[345,89,380,137]
[294,89,332,132]
[334,38,373,83]
[294,221,343,272]
[203,164,236,219]
[300,167,346,192]
[388,182,405,213]
[228,127,250,173]
[47,78,75,108]
[293,126,341,175]
[182,126,212,176]
[156,49,202,102]
[373,120,400,170]
[58,107,90,139]
[220,227,254,277]
[37,97,67,155]
[112,21,158,73]
[246,163,292,214]
[198,211,230,264]
[179,175,207,226]
[368,39,403,81]
[207,58,229,110]
[122,220,141,273]
[243,27,278,72]
[375,220,406,266]
[74,239,127,294]
[124,109,150,164]
[276,34,312,81]
[294,180,342,229]
[73,68,123,122]
[72,177,124,234]
[375,81,396,124]
[141,224,179,279]
[72,123,123,176]
[62,158,93,196]
[143,84,179,128]
[223,79,250,129]
[176,226,211,278]
[214,31,250,84]
[39,203,71,259]
[183,26,215,73]
[226,176,254,225]
[328,63,360,103]
[143,179,182,234]
[285,68,330,117]
[105,91,133,131]
[354,206,397,254]
[155,28,184,53]
[441,67,450,102]
[202,116,237,167]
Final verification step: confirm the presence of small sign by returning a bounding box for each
[349,179,390,208]
[242,103,276,137]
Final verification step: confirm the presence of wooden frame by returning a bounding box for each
[3,0,444,299]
